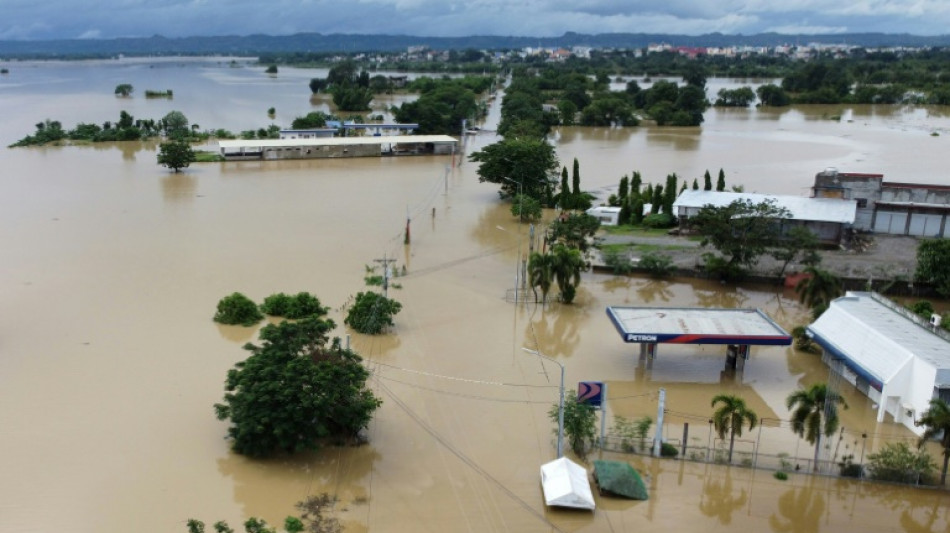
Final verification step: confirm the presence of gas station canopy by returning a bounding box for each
[606,307,792,346]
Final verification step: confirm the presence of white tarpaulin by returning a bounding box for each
[540,457,596,510]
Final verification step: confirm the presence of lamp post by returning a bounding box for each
[501,177,524,303]
[523,347,565,458]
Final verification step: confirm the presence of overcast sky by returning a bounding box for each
[2,0,949,41]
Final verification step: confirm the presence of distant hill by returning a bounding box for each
[2,32,950,58]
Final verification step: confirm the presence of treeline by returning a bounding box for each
[9,110,198,147]
[498,62,709,135]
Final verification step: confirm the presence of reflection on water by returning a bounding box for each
[699,469,747,525]
[770,482,825,533]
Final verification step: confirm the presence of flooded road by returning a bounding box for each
[2,58,950,532]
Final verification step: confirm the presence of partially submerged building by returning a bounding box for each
[813,168,950,237]
[671,189,857,244]
[807,292,950,435]
[217,135,457,161]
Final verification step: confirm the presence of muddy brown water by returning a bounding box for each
[2,58,950,532]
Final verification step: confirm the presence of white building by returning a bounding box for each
[807,292,950,435]
[672,189,857,244]
[586,206,622,225]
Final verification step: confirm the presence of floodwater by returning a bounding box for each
[2,57,950,532]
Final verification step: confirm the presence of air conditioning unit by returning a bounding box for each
[931,314,942,327]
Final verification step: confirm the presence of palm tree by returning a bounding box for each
[551,244,585,304]
[527,251,554,304]
[916,398,950,485]
[786,383,848,471]
[794,266,843,318]
[711,394,758,464]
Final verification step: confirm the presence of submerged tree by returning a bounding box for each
[214,318,381,458]
[916,398,950,485]
[549,389,597,458]
[786,383,848,471]
[157,139,196,173]
[711,394,759,464]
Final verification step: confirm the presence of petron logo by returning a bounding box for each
[626,334,658,342]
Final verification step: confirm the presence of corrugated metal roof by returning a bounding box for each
[672,190,857,224]
[807,292,950,385]
[217,135,457,149]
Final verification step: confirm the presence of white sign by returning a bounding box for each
[627,334,658,342]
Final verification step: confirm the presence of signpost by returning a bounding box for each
[579,381,608,448]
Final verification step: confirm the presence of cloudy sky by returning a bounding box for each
[2,0,949,40]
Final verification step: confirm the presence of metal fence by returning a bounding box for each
[597,432,943,488]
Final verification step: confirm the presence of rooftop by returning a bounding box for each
[807,292,950,386]
[218,135,457,149]
[672,190,857,224]
[606,306,791,345]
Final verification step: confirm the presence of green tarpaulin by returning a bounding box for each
[592,460,648,500]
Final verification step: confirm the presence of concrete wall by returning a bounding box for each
[263,144,381,160]
[882,185,950,204]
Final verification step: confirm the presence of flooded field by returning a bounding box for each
[2,58,950,532]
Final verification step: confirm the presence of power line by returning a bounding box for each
[377,381,566,532]
[368,359,559,388]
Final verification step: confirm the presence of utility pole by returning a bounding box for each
[404,205,410,245]
[373,255,397,298]
[653,388,666,457]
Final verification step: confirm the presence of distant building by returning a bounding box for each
[586,206,621,226]
[813,168,950,237]
[807,292,950,436]
[672,189,857,244]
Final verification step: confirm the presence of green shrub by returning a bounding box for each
[838,454,863,478]
[602,249,634,275]
[866,442,937,485]
[660,442,679,458]
[774,471,788,481]
[701,252,747,281]
[642,213,675,228]
[345,291,402,334]
[260,292,328,319]
[639,251,675,277]
[214,292,263,326]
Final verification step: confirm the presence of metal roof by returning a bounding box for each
[606,306,791,345]
[217,135,457,149]
[807,292,950,387]
[672,190,857,224]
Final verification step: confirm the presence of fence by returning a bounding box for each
[597,428,943,488]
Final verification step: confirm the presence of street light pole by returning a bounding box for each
[523,347,564,458]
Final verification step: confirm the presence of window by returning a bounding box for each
[855,198,868,208]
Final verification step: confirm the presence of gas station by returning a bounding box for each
[606,306,792,372]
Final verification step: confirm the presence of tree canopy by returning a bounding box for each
[214,318,381,458]
[691,199,791,278]
[469,138,560,203]
[157,139,196,173]
[915,239,950,297]
[786,383,847,471]
[711,394,758,464]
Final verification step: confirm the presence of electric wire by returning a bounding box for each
[376,380,567,532]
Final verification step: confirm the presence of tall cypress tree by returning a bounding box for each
[717,168,726,192]
[692,178,699,190]
[652,185,663,215]
[703,170,712,191]
[572,158,581,198]
[631,171,642,198]
[644,183,654,212]
[618,175,629,204]
[560,166,570,209]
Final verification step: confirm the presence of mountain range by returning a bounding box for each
[2,31,950,58]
